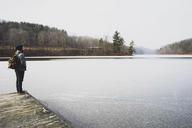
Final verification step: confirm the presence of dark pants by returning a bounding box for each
[15,70,25,93]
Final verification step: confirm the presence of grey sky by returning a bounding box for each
[1,0,192,49]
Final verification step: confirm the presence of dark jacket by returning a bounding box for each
[15,50,26,71]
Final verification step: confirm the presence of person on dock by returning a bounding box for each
[14,45,26,94]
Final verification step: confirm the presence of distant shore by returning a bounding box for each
[1,55,192,61]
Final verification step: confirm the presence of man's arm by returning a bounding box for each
[19,53,26,70]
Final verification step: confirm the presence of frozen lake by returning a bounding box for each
[1,55,192,128]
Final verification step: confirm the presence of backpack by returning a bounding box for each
[8,54,20,69]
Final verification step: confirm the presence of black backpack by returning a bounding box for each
[8,54,20,69]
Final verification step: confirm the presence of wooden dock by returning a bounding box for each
[0,92,72,128]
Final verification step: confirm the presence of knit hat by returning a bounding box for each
[15,45,23,51]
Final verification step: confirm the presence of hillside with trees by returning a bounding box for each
[159,38,192,54]
[0,20,135,56]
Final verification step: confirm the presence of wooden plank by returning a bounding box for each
[0,92,72,128]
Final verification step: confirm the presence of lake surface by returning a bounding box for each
[1,55,192,128]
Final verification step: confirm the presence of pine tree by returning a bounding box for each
[128,40,135,55]
[113,31,124,53]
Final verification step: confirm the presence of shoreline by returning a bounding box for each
[1,55,192,61]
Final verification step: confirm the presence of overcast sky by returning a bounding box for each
[1,0,192,49]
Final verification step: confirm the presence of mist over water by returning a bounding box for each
[1,56,192,128]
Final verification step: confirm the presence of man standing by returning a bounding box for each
[15,45,26,94]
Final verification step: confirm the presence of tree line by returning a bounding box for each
[158,38,192,54]
[0,20,135,56]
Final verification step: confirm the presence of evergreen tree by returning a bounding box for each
[128,40,135,55]
[113,31,124,53]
